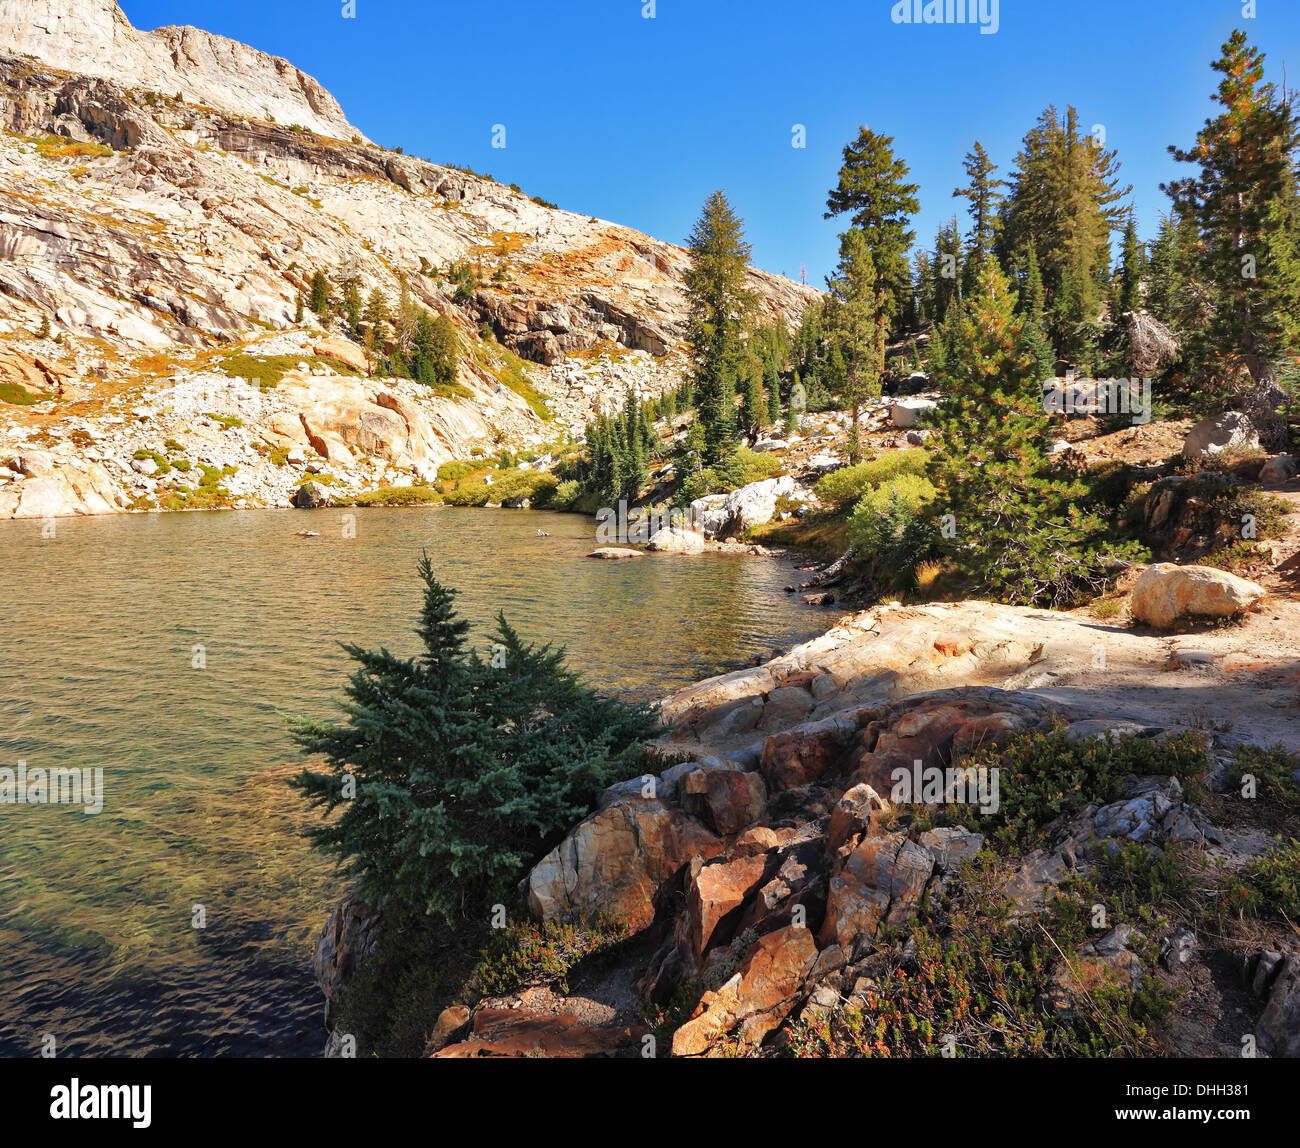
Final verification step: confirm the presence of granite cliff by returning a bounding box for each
[0,1,819,516]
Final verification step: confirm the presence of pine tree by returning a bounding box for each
[309,270,330,316]
[289,557,657,924]
[825,126,920,320]
[343,280,362,336]
[912,250,934,326]
[766,357,781,425]
[1145,210,1200,331]
[1049,252,1101,363]
[932,217,965,323]
[584,416,613,502]
[1004,105,1131,354]
[361,289,391,375]
[410,311,459,388]
[926,265,1126,606]
[295,292,304,324]
[1019,247,1047,323]
[953,141,1006,293]
[673,418,708,506]
[741,359,765,433]
[677,374,694,411]
[1116,211,1144,315]
[1163,29,1300,445]
[622,389,649,497]
[928,296,965,380]
[827,228,888,462]
[684,191,755,465]
[392,273,418,369]
[1015,248,1056,381]
[825,343,847,402]
[788,370,806,432]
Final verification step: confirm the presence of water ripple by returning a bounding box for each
[0,507,827,1056]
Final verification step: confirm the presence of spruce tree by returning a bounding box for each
[932,218,965,323]
[825,126,921,320]
[1163,29,1300,445]
[953,141,1006,293]
[1116,211,1144,315]
[684,191,755,465]
[926,265,1125,607]
[827,228,888,462]
[741,359,765,433]
[289,557,658,924]
[766,358,781,425]
[1004,105,1131,352]
[1015,248,1056,381]
[913,250,934,326]
[309,270,330,316]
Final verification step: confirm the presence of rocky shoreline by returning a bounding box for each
[311,591,1300,1058]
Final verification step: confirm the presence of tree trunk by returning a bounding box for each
[1241,327,1289,451]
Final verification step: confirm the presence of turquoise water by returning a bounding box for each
[0,507,827,1056]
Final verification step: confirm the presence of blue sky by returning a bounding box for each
[120,0,1300,285]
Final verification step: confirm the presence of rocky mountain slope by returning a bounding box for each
[0,1,819,517]
[1,0,364,139]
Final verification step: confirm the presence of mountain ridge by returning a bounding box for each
[0,0,366,140]
[0,3,819,518]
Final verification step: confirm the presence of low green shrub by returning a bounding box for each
[466,916,633,999]
[132,448,172,475]
[1233,744,1300,812]
[353,486,442,506]
[443,469,557,507]
[437,460,478,484]
[550,479,581,510]
[1241,838,1300,919]
[220,352,359,388]
[0,382,51,405]
[847,474,937,547]
[499,361,553,421]
[846,474,939,592]
[442,480,491,507]
[815,450,930,509]
[732,446,782,487]
[946,727,1209,853]
[784,850,1180,1059]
